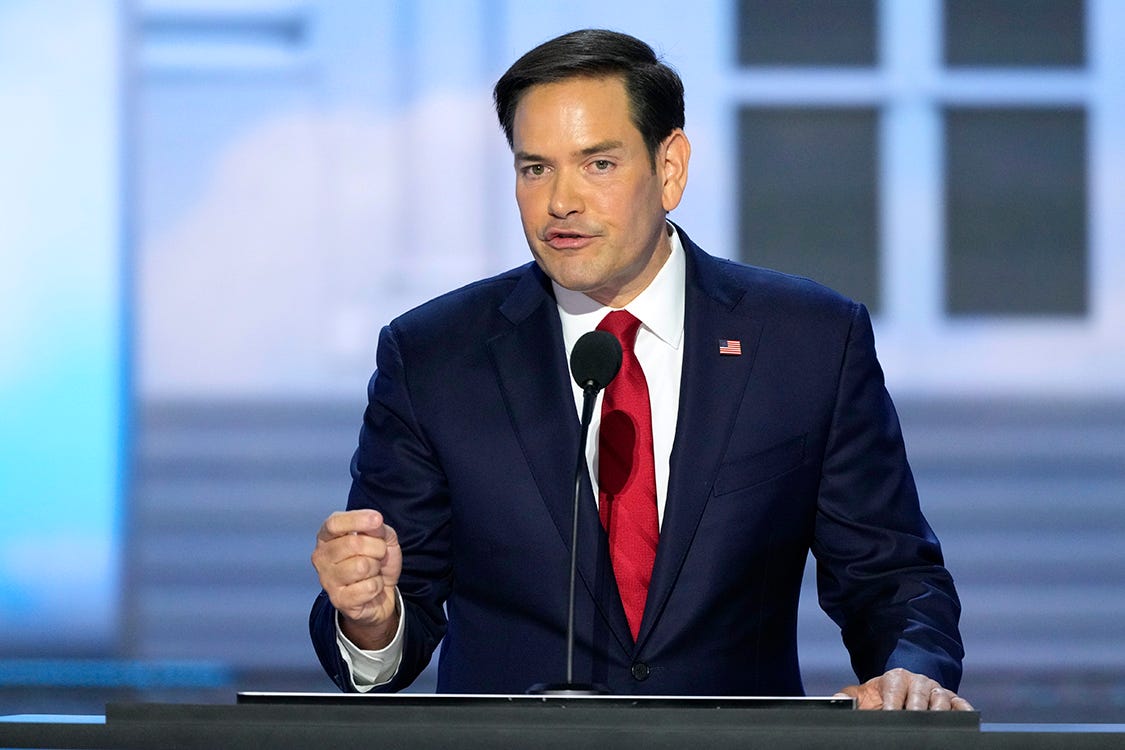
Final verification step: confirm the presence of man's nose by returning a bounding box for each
[548,169,584,218]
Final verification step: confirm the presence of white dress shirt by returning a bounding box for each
[337,227,688,690]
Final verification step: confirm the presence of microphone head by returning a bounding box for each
[570,330,622,392]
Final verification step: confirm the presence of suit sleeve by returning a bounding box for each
[812,303,965,690]
[310,323,452,692]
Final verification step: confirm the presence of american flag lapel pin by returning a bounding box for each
[719,339,742,356]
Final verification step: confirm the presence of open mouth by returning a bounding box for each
[544,228,595,249]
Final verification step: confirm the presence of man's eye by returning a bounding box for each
[523,164,546,177]
[592,159,613,170]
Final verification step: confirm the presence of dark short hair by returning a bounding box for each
[493,29,685,165]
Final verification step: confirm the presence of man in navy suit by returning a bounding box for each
[310,29,970,710]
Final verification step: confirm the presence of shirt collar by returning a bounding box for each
[553,224,686,350]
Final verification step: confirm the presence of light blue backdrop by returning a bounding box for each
[0,1,124,652]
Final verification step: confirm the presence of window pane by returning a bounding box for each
[737,0,877,67]
[738,107,879,310]
[944,0,1085,67]
[945,108,1087,316]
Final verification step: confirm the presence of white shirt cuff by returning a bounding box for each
[334,589,405,692]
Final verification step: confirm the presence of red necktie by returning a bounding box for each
[597,310,658,641]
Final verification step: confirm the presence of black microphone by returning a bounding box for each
[570,330,622,393]
[529,330,621,696]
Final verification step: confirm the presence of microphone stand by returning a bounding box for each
[528,381,610,696]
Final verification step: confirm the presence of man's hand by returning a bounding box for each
[835,668,974,711]
[311,509,402,650]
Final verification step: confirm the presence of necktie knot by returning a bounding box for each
[596,310,642,353]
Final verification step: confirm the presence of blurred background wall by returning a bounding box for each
[2,0,1124,722]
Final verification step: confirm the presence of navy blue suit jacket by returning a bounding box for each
[310,228,963,695]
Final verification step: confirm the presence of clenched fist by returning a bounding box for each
[311,509,402,650]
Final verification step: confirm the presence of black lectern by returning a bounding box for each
[7,699,1125,749]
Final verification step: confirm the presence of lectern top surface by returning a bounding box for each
[236,692,854,709]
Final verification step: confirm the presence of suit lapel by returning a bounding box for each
[487,265,634,654]
[638,239,763,648]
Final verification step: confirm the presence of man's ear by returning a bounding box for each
[660,129,690,212]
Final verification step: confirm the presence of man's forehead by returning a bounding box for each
[511,75,639,146]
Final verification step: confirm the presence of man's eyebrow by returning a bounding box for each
[576,140,624,157]
[513,141,626,164]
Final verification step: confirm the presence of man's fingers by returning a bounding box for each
[333,576,392,621]
[314,554,372,592]
[313,511,397,569]
[903,677,940,710]
[879,668,910,710]
[919,685,949,711]
[924,686,974,712]
[311,510,401,603]
[342,554,381,584]
[312,532,387,576]
[833,685,881,709]
[951,695,975,712]
[340,574,387,604]
[317,509,386,541]
[381,521,399,550]
[840,670,973,712]
[327,532,391,564]
[891,670,960,711]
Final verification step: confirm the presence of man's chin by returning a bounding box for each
[532,256,597,290]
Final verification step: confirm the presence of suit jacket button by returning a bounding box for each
[631,662,650,681]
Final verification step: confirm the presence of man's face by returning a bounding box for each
[511,75,688,308]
